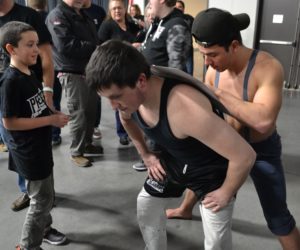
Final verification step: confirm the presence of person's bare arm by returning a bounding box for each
[213,56,283,133]
[39,43,55,110]
[168,85,256,211]
[2,113,69,131]
[120,112,166,181]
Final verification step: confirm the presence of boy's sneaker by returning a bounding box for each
[93,127,102,140]
[0,142,8,152]
[43,228,67,245]
[70,155,91,167]
[119,136,130,146]
[132,161,147,171]
[11,193,30,212]
[83,144,103,157]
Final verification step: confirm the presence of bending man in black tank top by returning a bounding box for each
[166,8,300,250]
[86,40,256,250]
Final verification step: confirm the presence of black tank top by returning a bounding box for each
[132,78,228,198]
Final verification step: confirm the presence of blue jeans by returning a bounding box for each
[20,174,54,250]
[18,175,27,193]
[52,72,62,141]
[115,110,128,138]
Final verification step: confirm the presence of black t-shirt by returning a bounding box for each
[0,67,53,180]
[84,4,106,31]
[0,3,52,81]
[98,18,140,44]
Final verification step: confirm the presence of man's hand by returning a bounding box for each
[202,188,234,213]
[143,153,166,181]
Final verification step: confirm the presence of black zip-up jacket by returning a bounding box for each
[141,8,192,72]
[46,2,98,74]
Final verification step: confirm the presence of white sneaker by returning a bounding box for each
[132,161,147,171]
[93,127,102,140]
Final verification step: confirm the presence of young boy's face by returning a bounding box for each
[12,31,39,67]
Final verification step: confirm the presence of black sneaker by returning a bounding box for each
[83,144,103,157]
[119,136,130,145]
[43,228,66,245]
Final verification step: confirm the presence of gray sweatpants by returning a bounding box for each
[58,73,97,156]
[20,174,54,250]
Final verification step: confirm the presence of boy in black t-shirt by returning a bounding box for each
[0,21,69,250]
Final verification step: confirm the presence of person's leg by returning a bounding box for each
[115,111,129,145]
[19,174,54,250]
[18,174,27,193]
[59,73,103,167]
[52,72,62,146]
[251,133,300,249]
[137,187,171,250]
[251,159,300,249]
[59,73,88,155]
[11,175,30,212]
[199,198,235,250]
[84,84,98,147]
[166,188,197,219]
[93,96,102,140]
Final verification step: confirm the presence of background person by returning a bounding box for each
[98,0,140,146]
[46,0,103,168]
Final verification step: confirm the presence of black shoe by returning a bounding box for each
[11,193,30,212]
[83,144,103,157]
[52,136,62,146]
[43,228,67,245]
[119,136,130,145]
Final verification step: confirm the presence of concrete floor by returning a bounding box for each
[0,89,300,250]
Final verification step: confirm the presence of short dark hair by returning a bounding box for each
[0,21,36,54]
[86,40,151,91]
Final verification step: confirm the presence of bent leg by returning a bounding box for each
[166,189,197,219]
[199,198,235,250]
[137,187,171,250]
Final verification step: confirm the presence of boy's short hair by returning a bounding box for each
[86,40,151,91]
[0,21,36,54]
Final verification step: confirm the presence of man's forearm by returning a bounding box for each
[121,116,149,157]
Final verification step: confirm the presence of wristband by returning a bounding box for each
[43,86,53,93]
